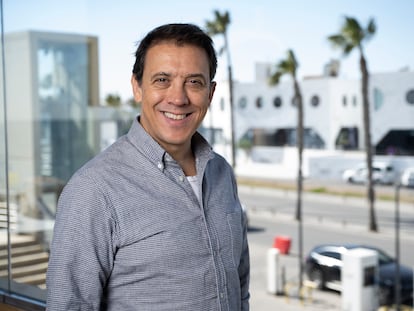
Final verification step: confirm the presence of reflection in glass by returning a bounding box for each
[1,30,139,303]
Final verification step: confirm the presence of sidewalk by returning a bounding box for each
[248,212,342,311]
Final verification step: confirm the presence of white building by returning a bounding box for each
[204,63,414,179]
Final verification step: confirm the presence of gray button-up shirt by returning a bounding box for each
[46,117,250,310]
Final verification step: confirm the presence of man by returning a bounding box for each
[46,23,249,310]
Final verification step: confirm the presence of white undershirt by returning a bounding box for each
[186,175,201,203]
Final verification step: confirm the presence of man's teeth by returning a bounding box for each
[164,112,187,120]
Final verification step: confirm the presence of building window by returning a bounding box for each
[342,95,347,107]
[310,95,320,107]
[273,96,282,108]
[255,97,263,108]
[335,127,359,150]
[406,89,414,104]
[373,88,384,110]
[352,95,357,107]
[238,96,247,109]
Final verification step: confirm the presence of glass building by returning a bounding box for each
[0,10,138,310]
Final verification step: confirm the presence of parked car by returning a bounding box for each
[400,167,414,187]
[342,162,396,185]
[305,244,413,306]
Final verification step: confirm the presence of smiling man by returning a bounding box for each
[46,24,250,311]
[131,39,215,176]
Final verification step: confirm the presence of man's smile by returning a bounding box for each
[163,111,191,120]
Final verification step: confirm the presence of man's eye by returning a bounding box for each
[188,79,203,86]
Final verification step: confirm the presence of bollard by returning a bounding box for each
[267,248,282,295]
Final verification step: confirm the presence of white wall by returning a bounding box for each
[204,64,414,166]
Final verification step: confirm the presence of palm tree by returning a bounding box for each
[205,10,236,168]
[269,49,304,293]
[328,16,377,232]
[269,50,304,222]
[105,93,121,107]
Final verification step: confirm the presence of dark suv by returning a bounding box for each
[305,244,413,306]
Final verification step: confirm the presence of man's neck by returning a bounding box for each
[166,144,196,176]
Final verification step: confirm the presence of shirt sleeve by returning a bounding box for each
[232,173,250,311]
[46,173,117,310]
[238,202,250,311]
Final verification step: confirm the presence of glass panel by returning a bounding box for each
[1,2,139,304]
[0,0,11,293]
[373,87,383,111]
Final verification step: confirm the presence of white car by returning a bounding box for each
[342,162,396,185]
[400,167,414,187]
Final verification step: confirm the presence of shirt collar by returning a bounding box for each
[126,116,214,170]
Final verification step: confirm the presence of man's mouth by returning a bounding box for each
[163,112,190,120]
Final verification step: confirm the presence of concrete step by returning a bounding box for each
[0,252,49,270]
[0,235,38,250]
[0,234,49,288]
[0,244,45,259]
[0,262,48,278]
[13,272,47,286]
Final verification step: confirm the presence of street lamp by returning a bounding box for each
[394,183,401,310]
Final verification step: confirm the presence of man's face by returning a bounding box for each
[131,41,216,154]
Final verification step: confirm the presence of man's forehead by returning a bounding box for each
[144,43,210,74]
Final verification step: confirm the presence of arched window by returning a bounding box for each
[238,96,247,109]
[406,89,414,104]
[310,95,320,107]
[255,97,263,108]
[273,96,282,108]
[352,95,357,106]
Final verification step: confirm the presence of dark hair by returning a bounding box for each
[132,23,217,83]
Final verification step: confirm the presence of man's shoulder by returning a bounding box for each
[207,151,234,174]
[70,135,134,181]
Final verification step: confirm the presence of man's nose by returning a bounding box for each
[167,83,189,106]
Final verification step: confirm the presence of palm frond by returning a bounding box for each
[367,18,376,34]
[343,43,355,55]
[269,71,282,85]
[365,18,377,41]
[327,34,347,48]
[342,16,363,45]
[269,49,299,86]
[328,15,376,57]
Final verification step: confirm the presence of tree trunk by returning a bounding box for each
[224,33,236,169]
[294,80,304,222]
[360,52,378,232]
[228,64,236,169]
[293,78,304,292]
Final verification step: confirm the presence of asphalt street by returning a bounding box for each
[241,182,414,310]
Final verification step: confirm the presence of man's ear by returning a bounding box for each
[131,75,142,102]
[209,81,217,102]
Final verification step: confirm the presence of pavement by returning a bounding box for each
[239,179,414,310]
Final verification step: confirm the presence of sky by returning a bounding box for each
[5,0,414,101]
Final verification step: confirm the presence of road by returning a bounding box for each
[241,184,414,310]
[239,183,414,245]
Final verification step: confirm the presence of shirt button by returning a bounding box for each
[220,292,225,299]
[179,176,185,182]
[157,162,163,170]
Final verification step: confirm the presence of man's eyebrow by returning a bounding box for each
[185,73,208,81]
[151,72,170,79]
